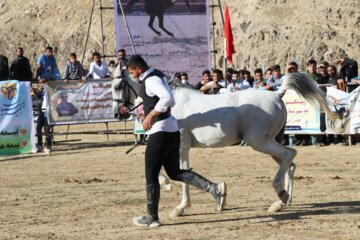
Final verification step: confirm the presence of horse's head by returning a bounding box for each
[111,69,139,120]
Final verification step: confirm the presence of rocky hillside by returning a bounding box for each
[1,0,360,74]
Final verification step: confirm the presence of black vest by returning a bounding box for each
[139,69,171,121]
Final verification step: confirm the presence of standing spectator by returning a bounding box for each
[306,59,325,84]
[36,46,61,82]
[335,58,358,92]
[115,49,128,70]
[9,47,32,81]
[243,70,254,88]
[64,53,85,81]
[328,64,346,91]
[35,89,52,154]
[86,52,110,79]
[194,69,211,90]
[0,54,9,80]
[317,61,330,84]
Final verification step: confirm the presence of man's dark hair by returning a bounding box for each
[126,55,148,69]
[328,64,337,74]
[202,69,211,76]
[118,49,126,53]
[213,69,223,77]
[180,72,188,78]
[243,70,251,75]
[288,61,298,67]
[92,52,101,58]
[16,47,24,52]
[70,52,77,58]
[239,69,246,75]
[307,59,317,66]
[232,70,239,75]
[45,46,53,51]
[265,68,272,73]
[254,68,263,74]
[271,65,281,71]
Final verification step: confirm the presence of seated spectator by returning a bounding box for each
[194,69,211,90]
[64,53,85,81]
[0,54,9,81]
[108,60,116,74]
[36,46,61,82]
[243,70,254,88]
[9,47,32,82]
[306,59,325,84]
[266,65,283,90]
[227,70,241,92]
[253,68,267,89]
[180,72,193,88]
[264,68,272,82]
[200,69,225,94]
[225,67,234,85]
[86,52,110,79]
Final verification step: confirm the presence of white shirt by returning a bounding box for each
[87,61,110,79]
[140,68,178,134]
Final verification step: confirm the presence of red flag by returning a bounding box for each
[224,4,235,65]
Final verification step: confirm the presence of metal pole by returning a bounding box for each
[217,0,224,27]
[117,0,137,54]
[100,0,106,58]
[82,0,96,65]
[210,0,217,69]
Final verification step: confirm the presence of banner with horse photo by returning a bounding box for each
[0,80,36,156]
[325,85,360,134]
[46,80,118,125]
[113,0,210,85]
[283,89,321,134]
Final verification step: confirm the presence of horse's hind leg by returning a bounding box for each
[157,15,174,37]
[248,137,297,213]
[169,146,191,218]
[148,16,161,36]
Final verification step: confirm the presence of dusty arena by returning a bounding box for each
[0,122,359,239]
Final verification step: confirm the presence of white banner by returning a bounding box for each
[47,80,118,125]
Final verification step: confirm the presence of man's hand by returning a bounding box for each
[142,113,155,131]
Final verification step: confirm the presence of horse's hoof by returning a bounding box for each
[267,200,284,213]
[169,208,184,218]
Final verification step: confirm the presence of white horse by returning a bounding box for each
[112,71,338,215]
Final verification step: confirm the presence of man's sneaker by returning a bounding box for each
[36,144,43,153]
[132,215,160,228]
[215,182,227,212]
[44,146,52,155]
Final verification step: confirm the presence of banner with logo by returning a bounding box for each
[0,80,36,155]
[46,80,118,125]
[284,90,321,134]
[113,0,210,85]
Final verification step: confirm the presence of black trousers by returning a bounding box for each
[145,131,188,185]
[36,110,52,147]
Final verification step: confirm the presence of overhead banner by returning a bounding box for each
[113,0,210,84]
[46,80,118,125]
[326,86,360,134]
[0,80,36,155]
[283,90,321,134]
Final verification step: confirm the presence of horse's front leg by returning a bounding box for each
[169,146,191,218]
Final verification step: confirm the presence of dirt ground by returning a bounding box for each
[0,122,359,240]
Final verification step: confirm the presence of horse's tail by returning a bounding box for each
[278,72,338,121]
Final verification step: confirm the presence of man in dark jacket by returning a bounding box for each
[0,54,9,80]
[9,47,33,81]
